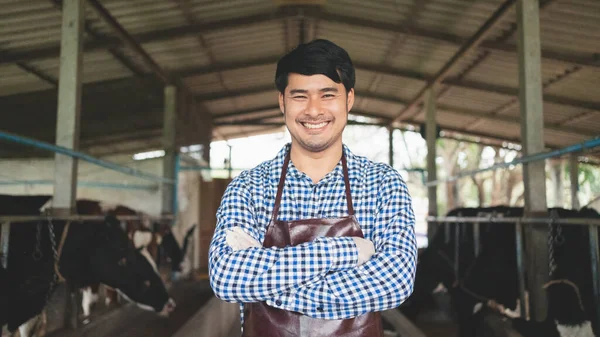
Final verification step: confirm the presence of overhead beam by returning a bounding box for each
[16,62,58,86]
[0,12,292,65]
[313,11,600,68]
[183,59,599,113]
[49,0,146,77]
[3,9,598,70]
[391,0,516,124]
[207,88,597,137]
[87,0,172,84]
[196,85,276,101]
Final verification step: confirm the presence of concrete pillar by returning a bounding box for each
[53,0,84,215]
[517,0,548,322]
[162,85,178,215]
[425,88,438,242]
[570,153,580,209]
[388,127,394,168]
[550,159,564,207]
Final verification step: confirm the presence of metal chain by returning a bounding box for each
[43,217,60,309]
[555,221,564,246]
[548,210,560,277]
[32,222,43,261]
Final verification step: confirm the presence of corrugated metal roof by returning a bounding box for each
[0,0,598,158]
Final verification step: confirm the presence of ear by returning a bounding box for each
[346,88,355,112]
[278,92,285,115]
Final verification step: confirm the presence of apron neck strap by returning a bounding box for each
[271,149,354,224]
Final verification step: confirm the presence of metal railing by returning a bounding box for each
[426,214,600,327]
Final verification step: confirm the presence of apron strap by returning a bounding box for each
[270,148,355,223]
[270,150,290,225]
[341,154,355,216]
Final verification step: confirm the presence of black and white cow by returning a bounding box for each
[0,195,175,337]
[79,204,195,321]
[403,206,599,337]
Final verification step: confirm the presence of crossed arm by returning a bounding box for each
[208,172,417,317]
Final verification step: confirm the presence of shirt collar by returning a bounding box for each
[269,143,361,184]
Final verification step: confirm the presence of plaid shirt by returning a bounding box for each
[209,143,417,328]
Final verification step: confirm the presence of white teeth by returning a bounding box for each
[303,122,328,129]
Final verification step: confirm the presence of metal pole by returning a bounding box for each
[1,222,10,269]
[53,0,84,216]
[0,131,174,184]
[515,220,528,319]
[570,152,580,210]
[551,159,564,207]
[588,225,600,331]
[454,222,460,278]
[518,0,548,321]
[162,85,178,215]
[426,88,438,242]
[473,222,480,257]
[425,137,600,187]
[172,153,181,225]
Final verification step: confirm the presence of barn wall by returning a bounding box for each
[0,154,163,215]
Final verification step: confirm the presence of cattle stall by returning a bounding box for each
[2,0,600,336]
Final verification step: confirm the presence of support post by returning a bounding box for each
[517,0,548,322]
[388,127,394,168]
[570,153,580,210]
[550,159,564,207]
[1,222,10,269]
[426,88,438,242]
[53,0,84,216]
[162,85,178,216]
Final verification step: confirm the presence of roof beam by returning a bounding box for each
[0,12,291,65]
[16,62,58,86]
[208,90,596,138]
[49,0,146,77]
[4,8,598,70]
[194,65,599,114]
[212,105,280,120]
[196,85,276,101]
[390,0,516,124]
[87,0,172,84]
[314,11,600,69]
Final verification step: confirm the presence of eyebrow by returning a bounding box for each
[289,87,339,95]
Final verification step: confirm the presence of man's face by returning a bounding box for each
[279,73,354,153]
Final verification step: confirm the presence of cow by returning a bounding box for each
[402,206,599,337]
[0,195,175,337]
[79,204,195,322]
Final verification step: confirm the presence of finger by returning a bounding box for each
[232,227,261,248]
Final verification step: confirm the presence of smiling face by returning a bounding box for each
[279,73,354,154]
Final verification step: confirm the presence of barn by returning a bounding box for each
[1,0,599,336]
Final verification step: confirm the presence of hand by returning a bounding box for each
[226,227,261,251]
[352,237,375,265]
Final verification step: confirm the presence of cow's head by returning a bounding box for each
[59,214,175,317]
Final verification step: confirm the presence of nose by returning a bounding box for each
[159,298,176,317]
[306,97,322,116]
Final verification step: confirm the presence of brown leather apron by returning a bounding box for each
[242,150,383,337]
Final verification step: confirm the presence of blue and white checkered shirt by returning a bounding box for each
[209,143,417,327]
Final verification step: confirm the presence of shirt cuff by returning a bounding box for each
[320,236,358,271]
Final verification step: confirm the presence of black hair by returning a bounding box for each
[275,39,355,94]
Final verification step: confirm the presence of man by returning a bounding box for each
[209,39,417,337]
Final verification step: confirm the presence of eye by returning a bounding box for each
[118,257,127,266]
[292,95,307,100]
[322,94,335,98]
